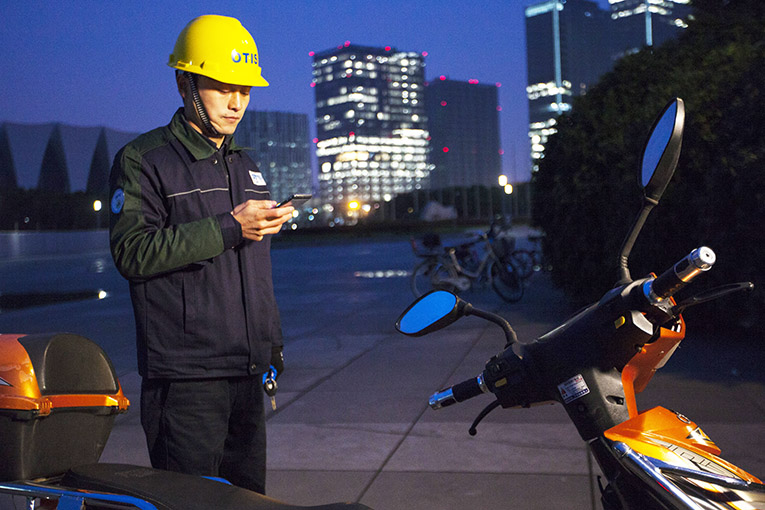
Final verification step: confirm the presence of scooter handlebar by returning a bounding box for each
[647,247,716,300]
[429,374,489,410]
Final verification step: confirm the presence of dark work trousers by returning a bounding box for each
[140,376,267,494]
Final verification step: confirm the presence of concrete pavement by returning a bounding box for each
[1,232,764,509]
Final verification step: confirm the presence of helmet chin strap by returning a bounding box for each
[185,73,220,138]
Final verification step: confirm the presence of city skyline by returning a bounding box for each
[0,1,613,186]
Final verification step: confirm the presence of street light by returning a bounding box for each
[497,175,512,218]
[93,200,103,229]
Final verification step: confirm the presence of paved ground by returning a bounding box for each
[1,231,764,509]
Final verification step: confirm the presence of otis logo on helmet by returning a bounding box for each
[231,49,258,65]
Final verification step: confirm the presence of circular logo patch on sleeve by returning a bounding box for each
[111,188,125,214]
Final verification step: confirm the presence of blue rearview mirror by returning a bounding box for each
[396,290,461,337]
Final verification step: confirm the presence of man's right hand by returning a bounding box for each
[232,200,294,241]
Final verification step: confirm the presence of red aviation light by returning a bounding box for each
[442,147,449,153]
[440,101,447,107]
[385,46,392,51]
[468,79,479,84]
[439,75,446,81]
[422,51,428,56]
[309,51,315,56]
[344,40,351,47]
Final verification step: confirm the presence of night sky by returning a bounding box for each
[0,1,612,184]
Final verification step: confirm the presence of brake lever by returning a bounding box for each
[671,281,754,315]
[468,400,501,436]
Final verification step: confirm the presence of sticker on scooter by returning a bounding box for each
[558,374,590,404]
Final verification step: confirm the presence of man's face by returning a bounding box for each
[178,73,251,139]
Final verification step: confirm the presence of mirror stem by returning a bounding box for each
[616,198,658,286]
[464,304,518,346]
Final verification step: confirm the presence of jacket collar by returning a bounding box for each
[169,108,244,161]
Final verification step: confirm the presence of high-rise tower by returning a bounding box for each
[608,0,691,58]
[312,43,430,209]
[525,0,612,171]
[235,110,312,205]
[425,78,501,190]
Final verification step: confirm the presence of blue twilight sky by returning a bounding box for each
[0,1,611,184]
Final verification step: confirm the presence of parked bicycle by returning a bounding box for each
[410,226,524,303]
[508,232,550,280]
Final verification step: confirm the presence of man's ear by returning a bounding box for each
[176,71,187,100]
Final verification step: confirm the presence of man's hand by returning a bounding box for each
[232,200,293,241]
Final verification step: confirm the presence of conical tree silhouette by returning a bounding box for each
[0,124,18,190]
[87,128,110,194]
[37,124,70,193]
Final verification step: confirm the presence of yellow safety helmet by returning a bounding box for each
[168,15,269,87]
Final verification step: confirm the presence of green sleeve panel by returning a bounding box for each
[110,139,225,280]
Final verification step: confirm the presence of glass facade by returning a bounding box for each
[235,111,312,204]
[312,44,430,207]
[608,0,692,58]
[425,78,501,189]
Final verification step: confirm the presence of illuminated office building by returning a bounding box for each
[525,0,611,171]
[311,43,430,207]
[425,77,501,189]
[608,0,691,58]
[235,111,312,204]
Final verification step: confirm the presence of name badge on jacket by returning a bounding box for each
[249,171,266,186]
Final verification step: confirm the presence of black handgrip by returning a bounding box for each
[429,375,488,410]
[453,378,483,402]
[649,247,716,300]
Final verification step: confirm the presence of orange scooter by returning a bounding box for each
[396,98,763,509]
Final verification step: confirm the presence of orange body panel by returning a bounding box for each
[605,406,761,484]
[622,314,686,418]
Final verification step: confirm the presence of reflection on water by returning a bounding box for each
[0,232,118,312]
[90,258,109,274]
[354,270,410,279]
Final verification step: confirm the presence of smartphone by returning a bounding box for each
[276,193,312,208]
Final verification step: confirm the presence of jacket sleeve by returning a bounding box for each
[109,144,243,280]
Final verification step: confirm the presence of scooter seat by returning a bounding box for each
[62,463,372,510]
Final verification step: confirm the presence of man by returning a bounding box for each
[109,15,292,494]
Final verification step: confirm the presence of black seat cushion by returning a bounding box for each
[62,463,372,510]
